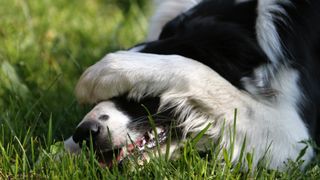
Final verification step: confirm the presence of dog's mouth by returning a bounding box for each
[97,127,168,167]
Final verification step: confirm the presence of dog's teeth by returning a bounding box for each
[148,131,155,139]
[107,127,168,165]
[146,140,156,148]
[148,127,164,139]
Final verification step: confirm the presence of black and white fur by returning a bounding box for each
[65,0,320,169]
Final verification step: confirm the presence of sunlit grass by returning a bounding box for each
[0,0,149,138]
[0,0,319,179]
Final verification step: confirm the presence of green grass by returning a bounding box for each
[0,0,319,179]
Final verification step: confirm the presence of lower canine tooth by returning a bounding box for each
[148,132,155,139]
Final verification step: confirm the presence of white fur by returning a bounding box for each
[147,0,202,41]
[256,0,291,63]
[74,51,313,169]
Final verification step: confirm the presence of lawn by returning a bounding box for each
[0,0,319,179]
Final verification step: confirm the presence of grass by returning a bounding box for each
[0,0,319,179]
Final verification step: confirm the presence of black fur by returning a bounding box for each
[273,0,320,145]
[125,0,320,146]
[142,0,267,88]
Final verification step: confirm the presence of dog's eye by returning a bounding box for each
[99,114,109,121]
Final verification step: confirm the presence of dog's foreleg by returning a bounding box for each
[75,51,219,103]
[75,51,313,169]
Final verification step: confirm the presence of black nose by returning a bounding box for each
[72,121,101,145]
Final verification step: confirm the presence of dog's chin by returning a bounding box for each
[94,126,168,167]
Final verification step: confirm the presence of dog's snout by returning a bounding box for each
[72,121,102,144]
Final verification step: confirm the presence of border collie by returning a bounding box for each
[64,0,320,169]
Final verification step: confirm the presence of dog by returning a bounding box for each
[64,0,320,169]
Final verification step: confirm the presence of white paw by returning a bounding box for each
[75,52,132,103]
[75,51,207,104]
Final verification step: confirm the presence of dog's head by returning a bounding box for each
[68,96,175,165]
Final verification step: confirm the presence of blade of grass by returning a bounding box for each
[141,104,161,158]
[191,123,211,146]
[47,114,53,150]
